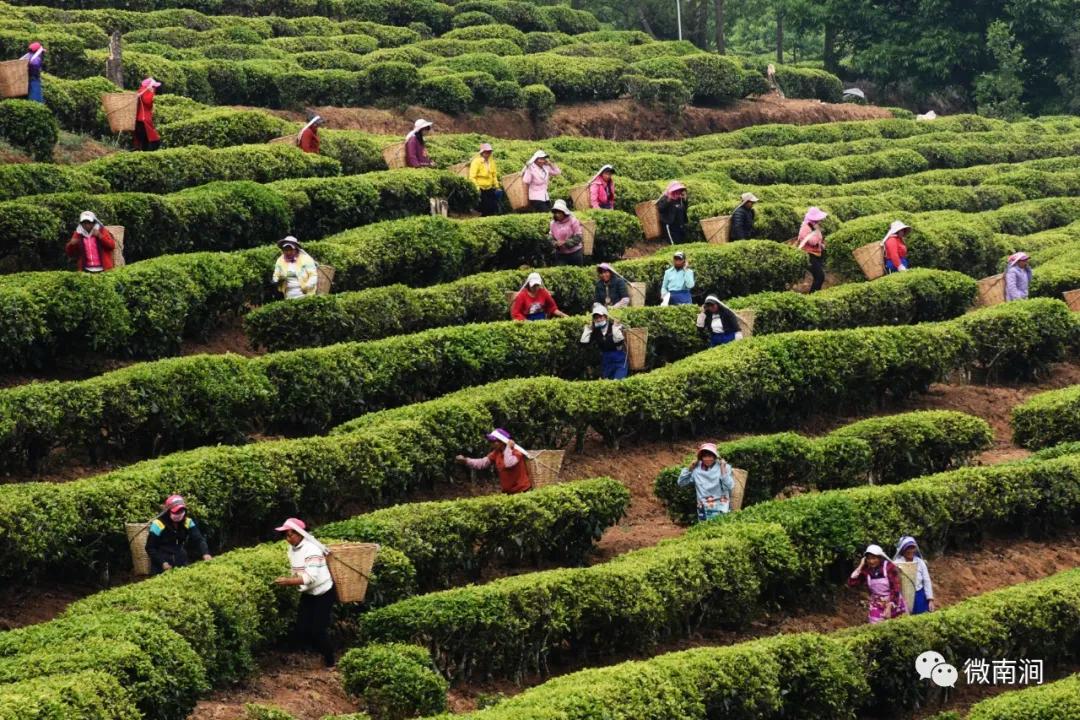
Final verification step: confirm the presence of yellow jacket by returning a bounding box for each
[469,155,499,190]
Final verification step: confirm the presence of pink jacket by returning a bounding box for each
[550,215,583,255]
[522,162,561,202]
[589,177,615,209]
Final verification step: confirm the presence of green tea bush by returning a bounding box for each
[0,163,107,201]
[339,644,448,720]
[963,674,1080,720]
[0,99,58,161]
[1012,384,1080,449]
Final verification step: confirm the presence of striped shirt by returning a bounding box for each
[287,538,333,596]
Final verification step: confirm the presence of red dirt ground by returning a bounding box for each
[265,96,892,141]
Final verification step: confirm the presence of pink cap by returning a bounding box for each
[164,494,186,512]
[479,143,493,153]
[275,518,306,532]
[666,181,687,196]
[28,42,42,53]
[140,77,162,91]
[697,443,719,459]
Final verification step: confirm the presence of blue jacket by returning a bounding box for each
[661,266,695,294]
[677,461,734,513]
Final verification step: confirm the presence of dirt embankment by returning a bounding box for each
[268,96,893,141]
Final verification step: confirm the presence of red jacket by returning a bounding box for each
[510,288,560,320]
[65,227,116,271]
[884,235,907,269]
[299,126,320,154]
[135,89,160,144]
[488,447,531,494]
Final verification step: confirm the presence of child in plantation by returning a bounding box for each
[456,428,532,494]
[145,495,212,575]
[510,272,567,321]
[696,295,744,346]
[580,303,628,380]
[894,536,935,614]
[848,544,907,623]
[798,207,828,292]
[273,517,336,667]
[272,237,318,299]
[656,181,689,244]
[677,443,735,521]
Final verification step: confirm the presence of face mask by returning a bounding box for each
[594,320,607,329]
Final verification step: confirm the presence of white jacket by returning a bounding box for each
[287,538,334,596]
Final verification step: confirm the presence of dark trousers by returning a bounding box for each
[664,223,686,244]
[134,121,160,152]
[291,590,336,666]
[808,253,825,293]
[555,248,584,266]
[530,199,552,212]
[479,189,501,216]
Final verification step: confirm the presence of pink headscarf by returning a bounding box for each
[1008,252,1029,266]
[803,207,827,225]
[665,181,687,199]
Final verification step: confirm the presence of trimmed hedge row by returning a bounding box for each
[1012,385,1080,450]
[245,239,808,350]
[405,568,1080,720]
[0,301,1071,581]
[1,169,475,271]
[356,451,1080,683]
[0,478,626,720]
[0,161,108,202]
[654,410,993,524]
[952,674,1080,720]
[0,268,975,475]
[0,98,59,161]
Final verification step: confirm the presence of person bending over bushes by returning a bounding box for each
[405,118,433,168]
[456,428,532,494]
[510,272,567,321]
[65,211,117,273]
[677,443,735,521]
[697,295,743,347]
[657,181,689,244]
[798,206,828,292]
[272,236,318,299]
[581,303,628,380]
[273,517,337,667]
[146,494,212,575]
[549,199,584,265]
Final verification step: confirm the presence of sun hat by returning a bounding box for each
[413,118,433,132]
[887,220,911,235]
[1008,251,1030,265]
[140,77,162,91]
[78,210,98,224]
[696,443,719,460]
[741,192,759,203]
[804,207,828,224]
[596,262,614,273]
[28,42,42,52]
[673,251,686,260]
[524,272,543,288]
[863,544,890,561]
[666,181,687,195]
[277,236,301,250]
[479,142,493,153]
[591,302,609,317]
[551,199,571,215]
[275,517,306,532]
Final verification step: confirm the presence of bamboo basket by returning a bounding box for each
[1064,288,1080,311]
[731,467,748,512]
[734,309,755,337]
[105,225,125,268]
[625,326,648,371]
[501,171,528,211]
[580,219,596,256]
[102,92,138,133]
[505,290,517,306]
[449,161,470,178]
[635,200,661,240]
[628,281,646,307]
[125,522,152,576]
[700,215,731,244]
[569,183,590,210]
[327,542,380,603]
[0,59,28,98]
[975,274,1005,307]
[269,134,298,146]
[525,449,565,488]
[852,241,886,280]
[316,265,335,295]
[895,560,918,613]
[382,142,406,169]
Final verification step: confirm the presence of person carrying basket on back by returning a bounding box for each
[272,236,318,299]
[882,220,911,274]
[729,192,758,240]
[697,295,744,347]
[65,211,117,273]
[588,164,616,210]
[298,114,323,154]
[134,77,162,152]
[677,443,735,521]
[404,119,433,168]
[455,428,532,494]
[469,142,501,216]
[145,494,212,575]
[273,517,337,667]
[581,303,628,380]
[510,272,567,321]
[657,181,689,244]
[21,42,44,103]
[521,150,561,212]
[549,199,585,266]
[595,263,630,309]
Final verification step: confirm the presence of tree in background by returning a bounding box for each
[975,20,1027,120]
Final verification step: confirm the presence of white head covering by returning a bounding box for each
[883,220,911,243]
[523,150,548,172]
[590,302,609,317]
[76,211,100,236]
[406,118,433,139]
[703,294,722,306]
[864,544,890,561]
[520,271,543,290]
[297,114,322,140]
[741,192,759,204]
[551,199,571,215]
[590,164,615,184]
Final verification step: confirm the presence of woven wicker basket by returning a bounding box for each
[105,225,125,268]
[700,215,731,244]
[975,274,1005,307]
[734,309,755,337]
[449,161,470,178]
[852,242,886,280]
[580,219,596,256]
[382,142,406,169]
[895,560,918,612]
[501,171,528,211]
[628,281,646,307]
[327,542,379,603]
[1064,288,1080,312]
[126,522,152,575]
[505,290,517,306]
[730,468,748,512]
[0,59,28,98]
[268,134,298,146]
[525,449,565,488]
[316,265,335,295]
[102,92,138,133]
[625,326,648,371]
[569,184,590,211]
[635,200,661,240]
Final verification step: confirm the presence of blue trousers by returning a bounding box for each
[526,312,546,321]
[600,349,628,380]
[27,78,43,103]
[885,258,909,274]
[710,331,738,347]
[910,588,930,615]
[667,290,693,305]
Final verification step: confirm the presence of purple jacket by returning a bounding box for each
[1005,263,1031,301]
[405,134,431,168]
[24,51,43,79]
